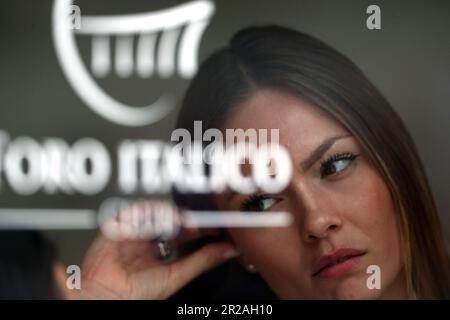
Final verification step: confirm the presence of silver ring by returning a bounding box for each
[156,239,172,259]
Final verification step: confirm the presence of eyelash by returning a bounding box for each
[239,152,359,212]
[319,152,358,179]
[240,194,273,212]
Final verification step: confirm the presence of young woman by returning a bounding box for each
[81,26,450,299]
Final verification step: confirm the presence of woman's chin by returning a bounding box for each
[332,288,381,300]
[323,277,382,300]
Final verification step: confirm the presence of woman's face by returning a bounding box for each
[215,89,406,299]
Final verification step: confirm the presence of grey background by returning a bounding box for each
[0,0,449,265]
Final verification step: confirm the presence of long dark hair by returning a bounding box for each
[174,25,450,299]
[0,231,61,299]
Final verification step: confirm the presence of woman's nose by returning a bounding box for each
[303,215,341,242]
[291,181,343,243]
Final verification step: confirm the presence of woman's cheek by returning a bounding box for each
[348,163,403,289]
[230,227,297,264]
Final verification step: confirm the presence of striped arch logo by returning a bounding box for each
[52,0,215,126]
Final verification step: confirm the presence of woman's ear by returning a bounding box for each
[218,231,257,273]
[237,254,258,273]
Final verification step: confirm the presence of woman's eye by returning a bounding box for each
[240,196,277,212]
[320,153,358,178]
[258,197,276,211]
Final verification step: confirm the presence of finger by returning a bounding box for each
[171,219,227,248]
[81,231,121,281]
[83,231,117,261]
[160,242,240,298]
[118,239,161,269]
[100,200,182,242]
[199,227,225,237]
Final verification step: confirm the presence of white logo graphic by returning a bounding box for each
[366,5,381,30]
[52,0,215,126]
[66,265,81,290]
[68,5,81,30]
[366,265,381,289]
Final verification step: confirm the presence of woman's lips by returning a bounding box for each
[312,248,367,279]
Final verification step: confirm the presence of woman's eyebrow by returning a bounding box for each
[224,134,352,202]
[300,133,352,171]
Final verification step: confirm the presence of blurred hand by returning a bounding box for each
[80,201,238,300]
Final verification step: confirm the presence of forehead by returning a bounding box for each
[223,89,349,152]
